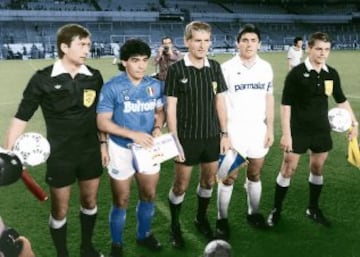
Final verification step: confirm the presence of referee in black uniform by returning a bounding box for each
[267,32,358,228]
[165,21,231,248]
[4,24,105,257]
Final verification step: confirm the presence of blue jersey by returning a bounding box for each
[97,72,164,148]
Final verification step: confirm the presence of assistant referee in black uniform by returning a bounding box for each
[165,21,231,249]
[4,24,105,257]
[266,32,358,228]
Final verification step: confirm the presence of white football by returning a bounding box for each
[328,107,352,133]
[12,132,51,166]
[204,239,231,257]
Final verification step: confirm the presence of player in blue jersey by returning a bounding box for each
[96,39,165,257]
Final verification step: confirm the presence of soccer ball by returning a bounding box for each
[12,132,51,166]
[328,107,352,133]
[204,239,232,257]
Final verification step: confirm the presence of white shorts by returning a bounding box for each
[107,139,160,180]
[228,121,269,159]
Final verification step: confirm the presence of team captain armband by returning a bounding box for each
[129,133,182,172]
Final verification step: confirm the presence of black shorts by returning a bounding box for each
[292,133,332,154]
[178,137,220,166]
[46,135,103,188]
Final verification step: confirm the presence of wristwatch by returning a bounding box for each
[220,131,228,137]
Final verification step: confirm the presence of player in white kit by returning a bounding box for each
[287,36,303,70]
[215,24,274,239]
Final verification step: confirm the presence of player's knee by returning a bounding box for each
[173,181,188,195]
[114,197,130,208]
[172,186,186,196]
[51,209,67,221]
[310,163,324,174]
[222,177,235,186]
[80,199,97,210]
[140,189,157,202]
[247,173,260,182]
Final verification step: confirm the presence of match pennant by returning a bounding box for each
[129,133,182,171]
[217,149,248,182]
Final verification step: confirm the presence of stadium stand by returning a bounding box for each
[0,0,359,59]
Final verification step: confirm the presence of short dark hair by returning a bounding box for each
[161,36,173,44]
[118,39,151,71]
[57,23,91,59]
[294,36,303,45]
[308,32,331,48]
[237,23,261,42]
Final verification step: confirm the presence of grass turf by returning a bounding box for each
[0,50,360,257]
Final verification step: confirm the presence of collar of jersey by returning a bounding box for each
[236,53,259,67]
[51,59,93,77]
[184,53,210,67]
[305,57,329,73]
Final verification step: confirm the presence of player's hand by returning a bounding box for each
[280,134,292,153]
[152,127,162,137]
[132,132,154,148]
[220,136,231,154]
[264,131,274,148]
[100,144,110,167]
[174,142,185,163]
[348,126,358,141]
[16,236,35,257]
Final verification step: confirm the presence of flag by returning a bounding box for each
[217,149,247,181]
[348,136,360,169]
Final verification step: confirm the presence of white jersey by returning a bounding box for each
[221,54,273,158]
[287,46,303,68]
[222,54,273,125]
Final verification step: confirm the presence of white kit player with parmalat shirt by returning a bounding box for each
[222,54,273,158]
[214,24,275,238]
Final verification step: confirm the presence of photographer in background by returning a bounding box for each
[154,36,182,81]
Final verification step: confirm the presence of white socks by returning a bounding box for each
[217,182,234,219]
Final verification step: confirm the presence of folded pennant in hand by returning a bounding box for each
[218,149,248,182]
[348,136,360,169]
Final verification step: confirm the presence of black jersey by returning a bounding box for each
[165,58,227,139]
[15,63,103,155]
[282,60,346,135]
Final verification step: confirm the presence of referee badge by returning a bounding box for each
[83,89,96,107]
[324,80,333,96]
[212,81,218,95]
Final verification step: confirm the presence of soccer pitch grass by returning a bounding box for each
[0,51,360,257]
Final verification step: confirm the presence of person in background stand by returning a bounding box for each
[154,36,182,82]
[287,36,303,70]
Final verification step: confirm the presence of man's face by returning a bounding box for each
[296,40,303,49]
[185,30,211,60]
[122,55,149,82]
[62,36,91,66]
[308,40,331,66]
[162,38,173,48]
[237,32,260,60]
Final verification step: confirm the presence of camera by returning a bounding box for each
[163,46,169,54]
[0,224,22,257]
